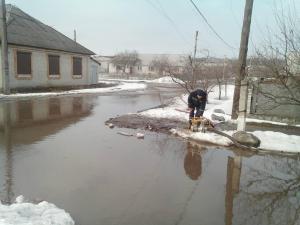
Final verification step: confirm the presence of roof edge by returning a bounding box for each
[7,43,95,55]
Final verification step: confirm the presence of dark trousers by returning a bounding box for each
[189,102,206,119]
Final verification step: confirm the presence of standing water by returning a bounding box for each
[0,88,299,225]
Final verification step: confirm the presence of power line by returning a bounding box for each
[189,0,237,50]
[145,0,192,47]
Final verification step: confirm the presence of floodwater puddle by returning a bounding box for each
[0,88,299,225]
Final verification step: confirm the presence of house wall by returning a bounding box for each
[7,45,97,89]
[89,59,100,84]
[107,63,166,76]
[108,63,117,74]
[99,61,110,73]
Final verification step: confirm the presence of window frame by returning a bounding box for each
[15,50,32,79]
[47,54,61,79]
[72,56,83,79]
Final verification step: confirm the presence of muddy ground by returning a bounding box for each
[107,113,300,136]
[106,114,187,133]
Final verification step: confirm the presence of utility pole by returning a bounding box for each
[191,30,198,89]
[1,0,10,94]
[231,0,254,119]
[222,56,227,98]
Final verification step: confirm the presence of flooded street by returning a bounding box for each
[0,87,299,225]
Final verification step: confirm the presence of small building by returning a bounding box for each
[92,55,113,74]
[95,53,186,77]
[0,5,100,91]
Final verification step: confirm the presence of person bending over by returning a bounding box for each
[188,89,207,127]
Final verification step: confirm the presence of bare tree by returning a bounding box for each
[203,65,224,100]
[167,52,217,94]
[249,6,300,112]
[110,50,141,77]
[150,55,171,76]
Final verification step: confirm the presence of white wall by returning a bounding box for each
[7,45,97,89]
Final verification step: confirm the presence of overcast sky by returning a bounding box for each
[6,0,300,57]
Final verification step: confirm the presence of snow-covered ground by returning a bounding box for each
[0,82,146,100]
[0,196,74,225]
[99,76,184,84]
[149,76,184,84]
[140,85,300,153]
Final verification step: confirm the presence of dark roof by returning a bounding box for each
[1,4,95,55]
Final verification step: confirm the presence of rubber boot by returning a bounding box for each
[188,119,192,130]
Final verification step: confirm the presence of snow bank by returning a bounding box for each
[141,85,234,123]
[141,96,189,121]
[99,78,148,83]
[149,76,184,84]
[251,131,300,152]
[171,129,233,146]
[100,76,184,84]
[0,82,146,100]
[139,85,300,153]
[0,196,74,225]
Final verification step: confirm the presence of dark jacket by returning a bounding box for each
[188,89,207,107]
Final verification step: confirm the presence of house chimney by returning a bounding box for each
[74,29,76,42]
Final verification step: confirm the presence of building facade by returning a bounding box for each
[0,5,99,91]
[95,53,186,76]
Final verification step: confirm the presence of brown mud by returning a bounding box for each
[106,114,187,133]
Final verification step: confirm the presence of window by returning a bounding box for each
[17,51,31,75]
[73,57,82,76]
[48,55,60,76]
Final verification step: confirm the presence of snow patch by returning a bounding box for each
[0,196,74,225]
[0,82,146,100]
[171,129,233,146]
[251,131,300,152]
[149,76,184,84]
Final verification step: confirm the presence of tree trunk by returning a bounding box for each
[218,82,222,100]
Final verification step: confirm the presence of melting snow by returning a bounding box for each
[0,82,146,100]
[0,196,74,225]
[140,85,300,153]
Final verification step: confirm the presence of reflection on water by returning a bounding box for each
[233,156,300,225]
[0,96,96,204]
[0,93,299,225]
[184,143,205,181]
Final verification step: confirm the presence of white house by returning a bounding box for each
[0,5,100,91]
[92,55,113,74]
[95,53,186,76]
